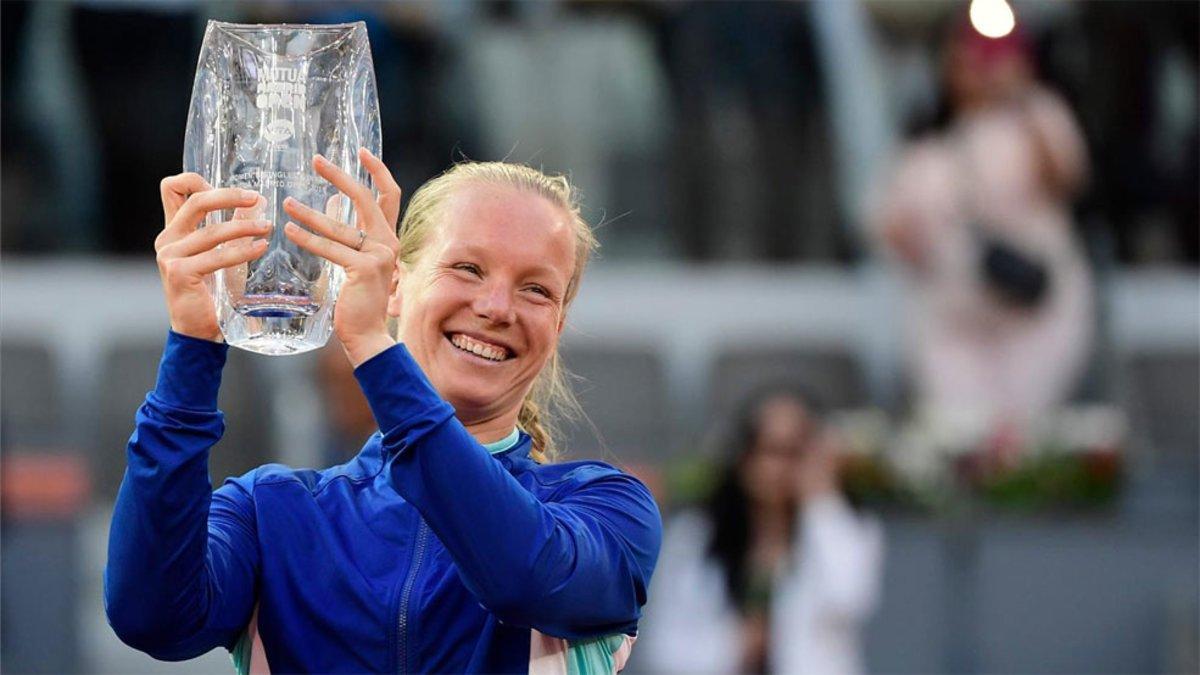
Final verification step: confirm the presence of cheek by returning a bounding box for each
[398,297,430,346]
[742,456,794,495]
[740,457,771,491]
[397,305,444,365]
[521,305,562,356]
[407,282,461,333]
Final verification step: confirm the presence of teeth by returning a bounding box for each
[450,333,507,362]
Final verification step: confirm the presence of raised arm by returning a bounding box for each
[1020,87,1089,200]
[794,493,884,620]
[355,344,662,640]
[788,434,884,621]
[104,332,261,660]
[105,174,268,659]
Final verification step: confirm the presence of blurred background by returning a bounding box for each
[0,0,1196,673]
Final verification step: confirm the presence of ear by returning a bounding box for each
[386,265,407,319]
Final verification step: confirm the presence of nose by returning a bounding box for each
[473,279,516,326]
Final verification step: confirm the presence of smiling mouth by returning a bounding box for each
[445,333,513,362]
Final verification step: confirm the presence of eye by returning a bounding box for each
[525,284,551,298]
[453,262,482,277]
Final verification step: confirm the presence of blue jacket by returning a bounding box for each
[104,332,662,673]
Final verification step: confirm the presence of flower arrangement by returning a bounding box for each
[830,405,1126,512]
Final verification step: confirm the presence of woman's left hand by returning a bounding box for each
[283,148,403,367]
[795,430,842,503]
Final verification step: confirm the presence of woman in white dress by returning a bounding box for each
[639,387,883,674]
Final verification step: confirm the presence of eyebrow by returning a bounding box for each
[450,243,567,282]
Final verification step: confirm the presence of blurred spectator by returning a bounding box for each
[663,1,841,262]
[873,18,1093,436]
[1074,1,1199,264]
[453,2,670,258]
[640,386,882,675]
[70,2,201,252]
[1,1,39,249]
[2,0,100,252]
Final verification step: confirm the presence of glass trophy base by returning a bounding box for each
[222,317,328,355]
[222,300,331,355]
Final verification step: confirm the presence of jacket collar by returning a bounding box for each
[352,428,532,477]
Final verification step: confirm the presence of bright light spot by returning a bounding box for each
[969,0,1016,39]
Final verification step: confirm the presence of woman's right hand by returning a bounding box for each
[155,173,271,342]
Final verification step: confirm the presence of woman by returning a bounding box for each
[874,21,1093,434]
[104,150,662,673]
[639,387,883,675]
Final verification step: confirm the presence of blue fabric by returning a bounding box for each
[104,331,662,673]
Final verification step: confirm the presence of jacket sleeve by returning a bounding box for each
[104,331,260,661]
[354,344,663,640]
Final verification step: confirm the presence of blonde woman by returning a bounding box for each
[104,150,662,673]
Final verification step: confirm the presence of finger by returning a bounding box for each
[232,193,267,222]
[160,173,212,224]
[182,238,269,276]
[163,219,272,258]
[167,187,261,239]
[283,196,363,250]
[359,147,402,231]
[312,154,390,240]
[284,221,359,268]
[223,235,259,252]
[324,192,351,221]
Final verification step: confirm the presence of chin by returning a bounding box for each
[437,378,508,417]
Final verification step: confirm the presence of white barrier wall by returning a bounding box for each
[2,257,1197,467]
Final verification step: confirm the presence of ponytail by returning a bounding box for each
[518,399,552,464]
[517,349,589,464]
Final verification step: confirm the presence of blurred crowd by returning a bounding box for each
[2,0,1196,266]
[2,1,1197,673]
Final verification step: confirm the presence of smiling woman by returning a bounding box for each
[389,163,598,463]
[104,154,660,674]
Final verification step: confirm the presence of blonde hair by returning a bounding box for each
[393,161,598,463]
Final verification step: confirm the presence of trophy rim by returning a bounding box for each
[205,20,369,59]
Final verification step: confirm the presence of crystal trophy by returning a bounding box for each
[183,22,381,355]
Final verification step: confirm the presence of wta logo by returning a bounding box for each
[256,65,305,143]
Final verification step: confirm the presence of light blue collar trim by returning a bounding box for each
[482,427,521,455]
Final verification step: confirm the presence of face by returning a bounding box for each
[946,39,1032,111]
[739,395,815,508]
[390,183,576,426]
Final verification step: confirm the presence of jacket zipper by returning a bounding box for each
[397,519,430,674]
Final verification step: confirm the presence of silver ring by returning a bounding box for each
[353,229,366,251]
